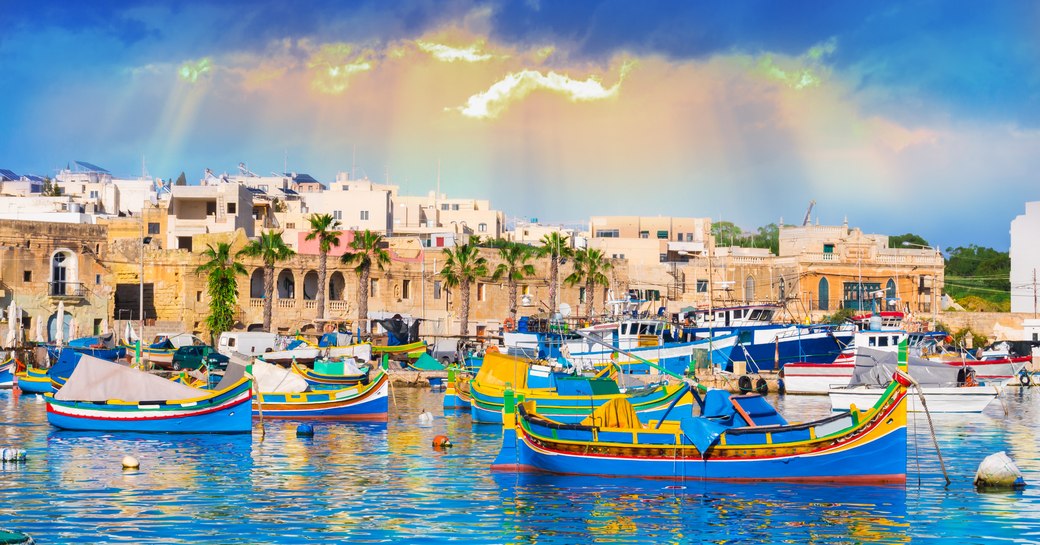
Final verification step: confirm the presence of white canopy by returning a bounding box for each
[54,354,206,402]
[251,360,308,394]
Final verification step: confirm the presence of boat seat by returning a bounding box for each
[730,394,788,427]
[700,389,737,426]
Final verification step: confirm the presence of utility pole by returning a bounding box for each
[1033,268,1037,319]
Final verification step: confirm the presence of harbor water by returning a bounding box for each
[0,387,1038,544]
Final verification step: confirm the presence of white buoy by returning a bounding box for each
[121,455,140,470]
[417,410,434,426]
[974,451,1025,489]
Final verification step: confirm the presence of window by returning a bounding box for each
[878,336,889,347]
[402,279,411,300]
[196,291,203,302]
[595,229,619,238]
[441,204,449,211]
[452,204,460,211]
[696,280,708,293]
[639,230,649,239]
[579,287,586,303]
[819,277,830,311]
[823,244,834,254]
[521,285,531,296]
[676,233,683,241]
[147,222,160,235]
[686,233,694,242]
[744,276,755,301]
[333,210,342,220]
[659,254,667,262]
[433,280,442,299]
[227,203,237,214]
[95,274,101,285]
[370,279,379,298]
[286,223,295,229]
[206,201,217,215]
[178,236,193,252]
[360,210,369,221]
[656,230,668,239]
[478,223,487,232]
[23,271,30,282]
[477,283,487,302]
[89,190,98,199]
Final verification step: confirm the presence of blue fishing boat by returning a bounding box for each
[290,360,367,388]
[46,355,253,433]
[443,367,471,410]
[14,366,52,394]
[0,358,13,388]
[47,333,128,362]
[493,326,911,484]
[254,370,389,421]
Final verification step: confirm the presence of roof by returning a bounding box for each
[292,173,319,184]
[281,187,299,196]
[244,186,266,195]
[74,161,110,173]
[0,169,19,181]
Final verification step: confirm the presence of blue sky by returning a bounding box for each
[2,0,1038,250]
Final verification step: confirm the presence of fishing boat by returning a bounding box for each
[14,366,53,394]
[574,333,739,375]
[469,351,694,424]
[491,369,909,483]
[371,340,427,359]
[0,358,13,388]
[290,360,367,388]
[828,347,1001,413]
[48,333,128,362]
[46,355,253,433]
[301,333,373,361]
[443,367,472,410]
[258,338,322,365]
[238,360,388,421]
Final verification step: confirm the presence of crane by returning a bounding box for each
[802,200,816,226]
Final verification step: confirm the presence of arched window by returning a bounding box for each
[303,271,319,300]
[249,269,265,299]
[886,278,897,310]
[818,277,830,311]
[50,249,77,296]
[744,275,755,302]
[778,277,786,301]
[277,269,296,299]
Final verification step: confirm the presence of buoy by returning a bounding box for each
[121,455,140,470]
[418,410,434,426]
[296,424,315,437]
[432,435,453,448]
[974,451,1026,490]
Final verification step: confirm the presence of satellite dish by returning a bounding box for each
[559,303,572,318]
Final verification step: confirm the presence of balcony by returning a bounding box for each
[49,281,87,300]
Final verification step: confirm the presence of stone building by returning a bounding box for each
[0,220,112,344]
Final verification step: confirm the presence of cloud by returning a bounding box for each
[454,62,631,119]
[306,43,375,94]
[416,40,495,62]
[178,58,213,83]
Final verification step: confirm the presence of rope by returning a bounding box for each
[912,382,951,487]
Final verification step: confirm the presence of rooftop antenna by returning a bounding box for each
[283,148,287,176]
[436,159,441,204]
[352,144,357,180]
[802,200,816,227]
[141,156,149,180]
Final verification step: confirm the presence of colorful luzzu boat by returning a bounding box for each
[290,360,367,389]
[469,351,694,425]
[443,367,472,410]
[0,358,13,388]
[46,355,252,433]
[371,341,427,359]
[255,370,389,421]
[14,366,53,394]
[491,342,912,483]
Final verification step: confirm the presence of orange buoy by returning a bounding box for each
[432,435,453,448]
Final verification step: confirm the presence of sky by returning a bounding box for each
[1,0,1038,250]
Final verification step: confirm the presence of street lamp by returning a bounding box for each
[901,241,942,327]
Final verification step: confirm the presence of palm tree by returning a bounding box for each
[490,242,536,321]
[237,231,296,331]
[440,236,489,336]
[340,230,390,338]
[305,213,342,322]
[195,242,247,343]
[539,232,574,312]
[565,248,612,319]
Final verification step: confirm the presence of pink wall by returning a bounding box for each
[296,230,356,256]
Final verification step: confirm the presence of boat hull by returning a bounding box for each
[14,367,54,394]
[0,359,12,389]
[470,382,693,424]
[255,372,389,421]
[782,363,856,394]
[45,379,253,433]
[829,385,998,413]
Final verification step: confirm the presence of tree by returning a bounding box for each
[564,248,612,318]
[305,213,342,322]
[539,232,574,312]
[440,236,489,336]
[944,245,1010,308]
[889,233,930,249]
[340,230,390,337]
[174,172,187,186]
[754,223,780,255]
[711,221,743,246]
[490,242,536,320]
[237,231,296,331]
[195,242,246,343]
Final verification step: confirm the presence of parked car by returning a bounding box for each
[169,345,230,371]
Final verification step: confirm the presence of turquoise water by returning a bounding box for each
[0,387,1038,543]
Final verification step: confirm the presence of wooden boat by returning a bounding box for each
[14,366,53,394]
[297,334,373,361]
[290,360,367,388]
[828,347,1001,413]
[469,351,694,424]
[579,334,739,376]
[371,341,427,359]
[47,333,128,362]
[443,367,472,410]
[255,370,389,421]
[492,373,909,483]
[0,358,13,389]
[46,355,252,433]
